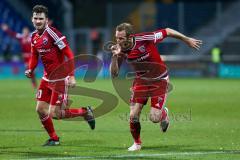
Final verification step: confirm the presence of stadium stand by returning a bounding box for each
[0,0,31,60]
[172,1,240,55]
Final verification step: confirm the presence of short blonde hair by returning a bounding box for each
[116,23,134,37]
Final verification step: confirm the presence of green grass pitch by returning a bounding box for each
[0,78,240,159]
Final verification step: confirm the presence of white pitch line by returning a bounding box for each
[24,150,240,160]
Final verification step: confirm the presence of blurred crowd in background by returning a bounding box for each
[0,0,240,78]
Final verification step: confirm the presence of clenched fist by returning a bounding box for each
[25,69,33,78]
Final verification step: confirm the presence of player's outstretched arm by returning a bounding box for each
[110,44,124,78]
[1,23,20,39]
[165,28,202,50]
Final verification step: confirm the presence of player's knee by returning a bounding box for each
[130,113,139,123]
[129,103,143,123]
[36,105,47,115]
[149,113,160,123]
[130,116,139,123]
[149,108,161,123]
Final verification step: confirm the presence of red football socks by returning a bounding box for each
[40,115,58,140]
[160,108,167,121]
[130,121,142,144]
[61,108,87,119]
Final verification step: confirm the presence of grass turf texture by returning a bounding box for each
[0,78,239,159]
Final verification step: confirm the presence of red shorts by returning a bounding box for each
[130,76,169,110]
[36,78,68,106]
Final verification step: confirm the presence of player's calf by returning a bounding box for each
[36,101,51,116]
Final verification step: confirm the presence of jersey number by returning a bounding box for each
[36,89,42,99]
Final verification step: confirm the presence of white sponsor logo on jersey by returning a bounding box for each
[38,49,51,53]
[155,32,163,40]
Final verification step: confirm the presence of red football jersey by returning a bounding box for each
[5,29,31,60]
[15,33,31,54]
[5,28,31,53]
[30,25,70,80]
[124,29,168,80]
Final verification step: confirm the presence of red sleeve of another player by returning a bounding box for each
[29,44,39,71]
[62,46,75,76]
[5,28,21,40]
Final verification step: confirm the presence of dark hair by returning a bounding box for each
[116,23,134,37]
[32,5,48,17]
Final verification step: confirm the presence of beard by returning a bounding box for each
[34,22,47,31]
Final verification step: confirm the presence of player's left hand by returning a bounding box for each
[25,69,32,78]
[1,24,8,31]
[185,37,203,50]
[111,44,126,58]
[68,76,76,88]
[111,44,122,56]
